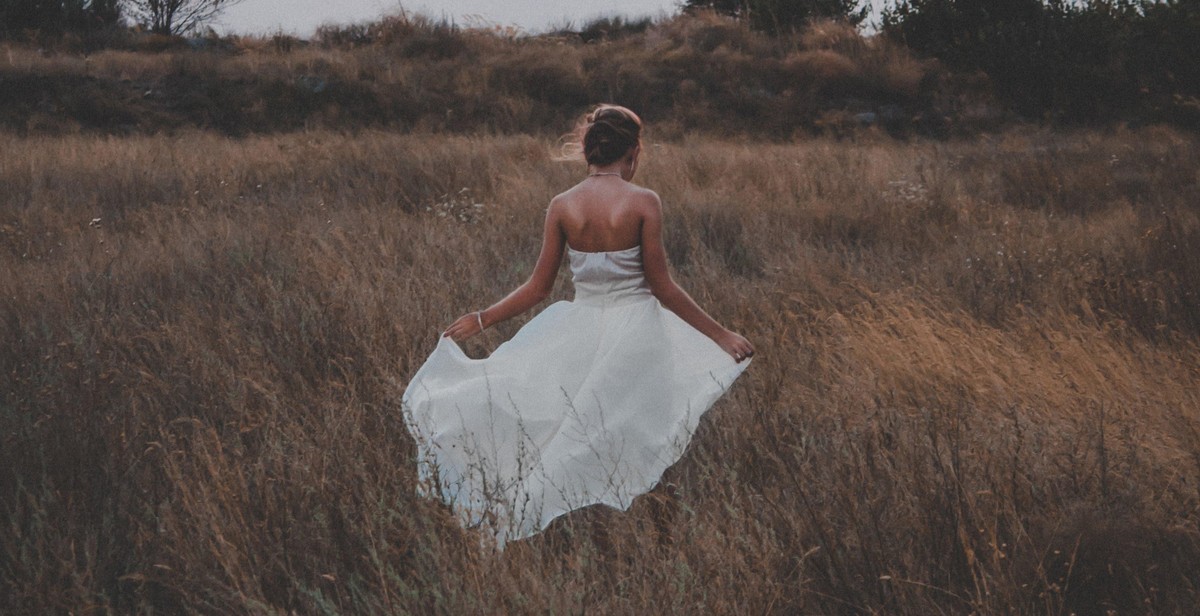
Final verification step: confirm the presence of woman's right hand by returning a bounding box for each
[443,311,486,342]
[715,330,755,363]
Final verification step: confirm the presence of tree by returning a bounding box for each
[123,0,241,35]
[0,0,120,37]
[683,0,868,33]
[882,0,1200,122]
[1,0,63,34]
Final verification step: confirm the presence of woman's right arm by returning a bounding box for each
[443,198,567,341]
[639,193,755,362]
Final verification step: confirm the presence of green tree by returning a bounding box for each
[683,0,868,33]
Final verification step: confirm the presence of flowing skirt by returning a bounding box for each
[402,294,748,546]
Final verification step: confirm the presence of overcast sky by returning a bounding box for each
[215,0,684,37]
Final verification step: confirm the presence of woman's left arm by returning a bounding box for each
[442,199,567,341]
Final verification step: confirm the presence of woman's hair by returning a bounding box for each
[557,105,642,166]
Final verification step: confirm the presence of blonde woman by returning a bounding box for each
[403,105,753,546]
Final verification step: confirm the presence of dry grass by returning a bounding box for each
[2,127,1199,613]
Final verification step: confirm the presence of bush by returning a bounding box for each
[683,0,868,33]
[0,12,938,137]
[883,0,1200,123]
[0,0,120,39]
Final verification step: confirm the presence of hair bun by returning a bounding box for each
[580,105,642,167]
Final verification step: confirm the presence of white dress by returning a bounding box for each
[402,245,749,546]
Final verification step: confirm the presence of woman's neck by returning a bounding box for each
[587,162,630,180]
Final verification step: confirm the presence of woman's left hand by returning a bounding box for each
[714,329,755,363]
[443,311,485,341]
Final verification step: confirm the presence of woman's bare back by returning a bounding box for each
[554,177,654,253]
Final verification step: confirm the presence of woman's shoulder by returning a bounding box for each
[627,185,662,213]
[591,182,659,207]
[621,181,658,197]
[637,184,661,201]
[548,182,588,207]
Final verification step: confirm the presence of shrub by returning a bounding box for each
[0,0,121,39]
[683,0,868,33]
[883,0,1200,123]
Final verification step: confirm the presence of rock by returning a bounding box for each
[854,112,877,125]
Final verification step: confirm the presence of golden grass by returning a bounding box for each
[1,127,1199,613]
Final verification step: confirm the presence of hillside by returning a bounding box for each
[2,14,982,137]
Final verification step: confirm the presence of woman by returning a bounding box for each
[403,105,753,546]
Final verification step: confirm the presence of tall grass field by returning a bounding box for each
[2,127,1199,613]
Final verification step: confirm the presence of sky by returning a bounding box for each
[215,0,684,37]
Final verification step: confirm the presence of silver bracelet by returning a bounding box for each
[476,311,485,331]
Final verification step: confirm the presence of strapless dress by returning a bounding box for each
[402,245,749,546]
